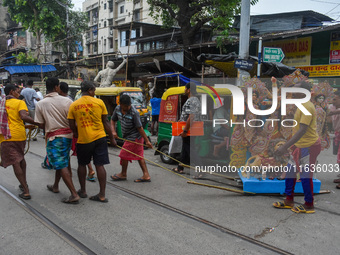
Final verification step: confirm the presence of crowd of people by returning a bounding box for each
[0,74,339,213]
[0,78,152,203]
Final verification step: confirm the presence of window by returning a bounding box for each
[133,10,140,21]
[120,5,124,14]
[108,19,113,26]
[131,30,136,39]
[109,0,113,12]
[120,30,127,47]
[104,39,106,46]
[104,21,106,27]
[156,41,164,49]
[109,38,113,49]
[104,3,106,10]
[143,42,150,51]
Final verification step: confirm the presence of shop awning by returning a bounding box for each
[1,65,56,75]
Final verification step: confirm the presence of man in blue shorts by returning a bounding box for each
[35,78,80,204]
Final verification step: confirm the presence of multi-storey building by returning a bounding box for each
[0,0,63,66]
[83,0,158,57]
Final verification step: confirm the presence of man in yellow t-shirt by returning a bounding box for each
[68,81,116,203]
[273,81,321,214]
[0,85,37,200]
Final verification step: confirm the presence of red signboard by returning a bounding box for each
[159,95,178,123]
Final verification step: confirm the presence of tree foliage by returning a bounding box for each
[147,0,258,48]
[2,0,86,59]
[54,10,88,60]
[13,51,38,64]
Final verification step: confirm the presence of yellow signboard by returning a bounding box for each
[298,64,340,77]
[263,37,312,66]
[330,41,340,51]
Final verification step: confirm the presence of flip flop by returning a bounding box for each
[86,176,96,182]
[77,190,88,198]
[134,178,151,183]
[172,168,184,174]
[19,193,31,200]
[291,205,315,214]
[41,162,48,169]
[273,201,294,209]
[110,174,127,181]
[89,194,108,203]
[47,185,59,193]
[19,184,28,192]
[61,197,79,204]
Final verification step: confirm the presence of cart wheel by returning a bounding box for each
[160,145,174,164]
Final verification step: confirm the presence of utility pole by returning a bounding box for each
[237,0,251,86]
[55,0,69,78]
[257,37,262,78]
[102,36,104,69]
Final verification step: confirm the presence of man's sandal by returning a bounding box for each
[273,201,294,209]
[291,205,315,214]
[172,168,184,174]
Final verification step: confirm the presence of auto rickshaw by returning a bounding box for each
[75,87,151,141]
[94,87,151,140]
[155,86,232,164]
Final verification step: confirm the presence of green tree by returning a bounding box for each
[2,0,72,59]
[13,51,38,64]
[147,0,258,47]
[53,10,88,60]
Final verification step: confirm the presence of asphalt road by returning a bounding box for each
[0,134,339,255]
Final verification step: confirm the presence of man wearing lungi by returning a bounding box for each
[328,90,340,189]
[35,78,80,204]
[110,95,153,182]
[68,81,116,203]
[273,81,321,213]
[0,85,37,200]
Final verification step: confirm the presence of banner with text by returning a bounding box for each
[330,32,340,64]
[263,37,312,67]
[159,95,179,123]
[299,64,340,77]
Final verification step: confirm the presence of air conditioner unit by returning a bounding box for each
[110,30,113,35]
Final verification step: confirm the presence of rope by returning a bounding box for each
[115,138,252,195]
[25,125,38,155]
[115,143,193,182]
[117,137,240,180]
[117,137,195,169]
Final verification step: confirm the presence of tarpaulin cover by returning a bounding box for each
[1,65,56,75]
[138,60,199,78]
[261,62,309,78]
[198,53,309,78]
[154,72,200,86]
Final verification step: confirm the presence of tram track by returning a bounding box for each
[26,151,292,254]
[29,150,340,216]
[106,181,293,255]
[0,184,96,255]
[22,150,339,254]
